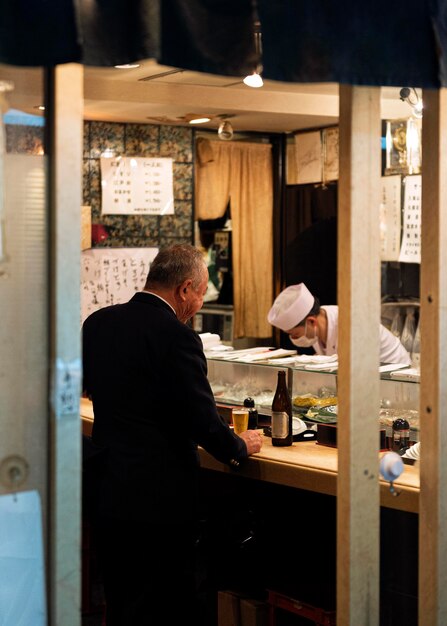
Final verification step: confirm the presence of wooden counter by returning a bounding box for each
[80,397,419,513]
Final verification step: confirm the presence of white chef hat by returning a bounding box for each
[267,283,315,331]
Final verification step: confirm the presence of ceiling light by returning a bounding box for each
[218,121,233,141]
[114,63,141,69]
[243,71,263,88]
[188,116,211,124]
[243,19,264,88]
[399,87,423,119]
[33,105,45,111]
[0,80,14,93]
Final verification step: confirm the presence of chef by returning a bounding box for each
[267,283,412,365]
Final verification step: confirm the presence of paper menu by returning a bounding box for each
[380,175,402,262]
[399,175,421,263]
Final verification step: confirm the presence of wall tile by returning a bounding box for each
[82,159,90,205]
[89,121,125,158]
[173,163,193,200]
[5,125,16,153]
[83,122,90,158]
[125,124,159,156]
[158,235,192,249]
[159,125,193,163]
[6,125,43,154]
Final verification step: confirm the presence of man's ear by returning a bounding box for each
[178,279,192,300]
[307,315,317,328]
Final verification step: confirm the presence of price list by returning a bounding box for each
[101,156,174,215]
[399,175,421,264]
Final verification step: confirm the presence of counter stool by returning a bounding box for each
[267,589,336,626]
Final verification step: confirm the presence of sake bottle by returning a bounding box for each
[271,370,293,447]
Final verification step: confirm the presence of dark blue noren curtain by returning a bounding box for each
[257,0,445,87]
[0,0,446,87]
[0,0,81,66]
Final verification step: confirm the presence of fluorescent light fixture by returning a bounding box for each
[243,72,264,88]
[188,116,211,124]
[114,63,140,69]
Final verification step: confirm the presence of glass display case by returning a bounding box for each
[206,356,420,443]
[206,358,289,414]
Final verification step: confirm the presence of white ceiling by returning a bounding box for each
[1,59,413,134]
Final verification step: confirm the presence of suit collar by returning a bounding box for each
[131,291,177,317]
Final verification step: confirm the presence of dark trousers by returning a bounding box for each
[93,516,203,626]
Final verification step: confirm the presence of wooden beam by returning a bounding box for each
[419,87,447,624]
[337,85,381,625]
[47,63,83,626]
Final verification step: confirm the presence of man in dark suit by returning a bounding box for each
[82,243,263,625]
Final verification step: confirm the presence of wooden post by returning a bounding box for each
[419,87,447,624]
[47,63,83,626]
[337,85,381,625]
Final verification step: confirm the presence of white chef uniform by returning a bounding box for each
[313,305,411,365]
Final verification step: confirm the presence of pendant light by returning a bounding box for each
[243,19,263,89]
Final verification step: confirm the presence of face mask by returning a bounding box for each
[290,321,318,348]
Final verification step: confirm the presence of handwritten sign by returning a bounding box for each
[81,248,158,323]
[399,175,421,264]
[323,127,339,182]
[295,131,322,184]
[380,175,402,262]
[101,157,174,215]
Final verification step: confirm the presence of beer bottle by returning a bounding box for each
[271,370,293,446]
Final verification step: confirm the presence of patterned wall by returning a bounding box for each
[6,120,195,250]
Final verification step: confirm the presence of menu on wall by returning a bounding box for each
[379,175,401,262]
[294,131,322,184]
[81,247,158,323]
[101,156,174,215]
[322,127,339,182]
[398,175,421,264]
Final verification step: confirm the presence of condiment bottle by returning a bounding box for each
[392,418,410,454]
[244,397,258,430]
[271,370,293,447]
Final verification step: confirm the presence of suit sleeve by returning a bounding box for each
[166,325,248,465]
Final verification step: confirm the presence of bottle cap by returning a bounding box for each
[244,397,255,408]
[392,418,410,430]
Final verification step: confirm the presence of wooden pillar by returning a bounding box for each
[337,85,381,625]
[47,63,83,626]
[419,87,447,625]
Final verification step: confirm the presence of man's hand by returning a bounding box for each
[238,429,263,455]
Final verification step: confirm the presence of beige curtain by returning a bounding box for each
[286,143,300,184]
[195,138,273,338]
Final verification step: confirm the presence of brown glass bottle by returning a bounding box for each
[271,370,293,446]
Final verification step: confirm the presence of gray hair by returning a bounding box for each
[144,244,206,290]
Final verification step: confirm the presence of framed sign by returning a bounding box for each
[101,156,174,215]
